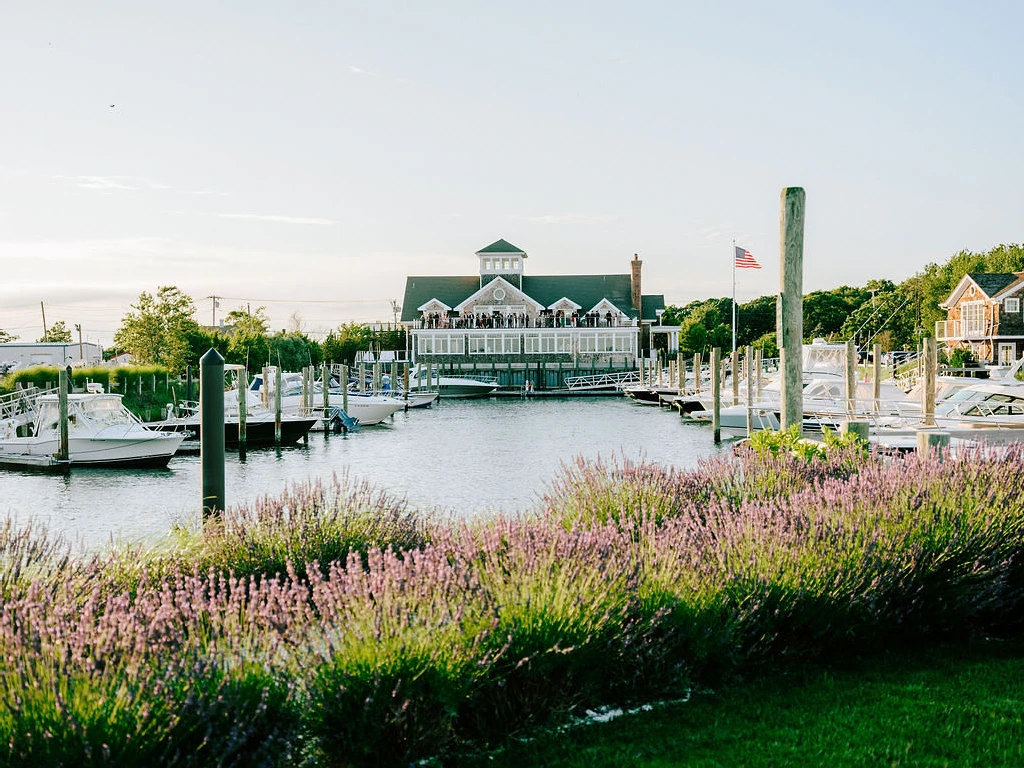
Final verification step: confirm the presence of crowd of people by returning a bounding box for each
[419,309,626,330]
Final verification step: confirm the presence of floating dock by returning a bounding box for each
[0,453,71,473]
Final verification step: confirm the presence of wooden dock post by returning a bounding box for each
[731,349,740,406]
[237,366,248,457]
[745,345,754,437]
[711,347,721,443]
[872,343,882,411]
[693,353,701,395]
[322,362,331,434]
[200,348,225,520]
[341,365,349,414]
[779,187,805,431]
[845,340,857,418]
[274,366,283,446]
[922,337,937,427]
[57,365,70,462]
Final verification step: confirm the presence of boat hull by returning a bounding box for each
[150,415,317,447]
[0,434,184,468]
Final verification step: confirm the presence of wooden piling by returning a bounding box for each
[237,366,248,456]
[779,187,805,431]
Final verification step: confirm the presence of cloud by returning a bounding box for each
[216,213,336,226]
[57,175,138,191]
[521,213,622,225]
[52,174,225,196]
[349,65,377,76]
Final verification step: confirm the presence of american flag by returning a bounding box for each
[734,246,761,269]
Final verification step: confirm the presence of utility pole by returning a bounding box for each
[390,299,401,326]
[75,324,83,362]
[207,295,221,328]
[40,301,48,342]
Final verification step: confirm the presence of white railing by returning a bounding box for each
[564,371,640,390]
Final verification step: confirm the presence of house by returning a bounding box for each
[400,240,667,376]
[936,272,1024,364]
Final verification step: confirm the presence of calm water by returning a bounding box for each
[0,396,728,552]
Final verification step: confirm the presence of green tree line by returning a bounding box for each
[4,243,1024,370]
[662,242,1024,357]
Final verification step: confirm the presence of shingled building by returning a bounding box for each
[400,239,665,372]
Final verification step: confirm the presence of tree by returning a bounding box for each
[224,306,271,368]
[322,322,375,365]
[113,286,201,372]
[0,329,15,343]
[225,306,270,338]
[38,320,73,343]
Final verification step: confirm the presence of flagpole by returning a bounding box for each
[731,239,737,359]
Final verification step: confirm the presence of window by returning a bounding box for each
[417,333,464,355]
[1005,298,1020,313]
[482,258,490,269]
[512,259,519,269]
[502,258,510,270]
[961,301,986,336]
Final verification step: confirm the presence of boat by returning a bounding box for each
[247,371,407,426]
[407,365,498,399]
[0,392,184,468]
[149,393,319,447]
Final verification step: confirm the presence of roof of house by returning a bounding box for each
[970,273,1020,296]
[401,274,664,322]
[941,272,1024,308]
[475,238,525,255]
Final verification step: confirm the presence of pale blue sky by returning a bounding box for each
[2,1,1022,346]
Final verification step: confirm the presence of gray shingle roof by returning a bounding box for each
[475,239,525,255]
[969,273,1019,297]
[401,273,664,321]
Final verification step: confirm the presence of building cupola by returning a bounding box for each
[476,238,526,290]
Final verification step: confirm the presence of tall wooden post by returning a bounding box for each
[731,349,740,406]
[845,340,857,417]
[274,367,283,445]
[341,364,349,414]
[200,348,225,519]
[711,347,721,443]
[321,362,331,434]
[779,187,805,431]
[237,367,248,457]
[872,343,882,411]
[745,345,755,437]
[693,353,701,395]
[922,337,937,427]
[57,365,70,462]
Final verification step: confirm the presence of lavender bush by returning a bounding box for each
[3,444,1024,766]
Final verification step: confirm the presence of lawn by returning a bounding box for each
[455,639,1024,767]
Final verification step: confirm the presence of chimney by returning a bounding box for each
[630,253,642,313]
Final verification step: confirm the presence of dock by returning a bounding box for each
[0,453,71,473]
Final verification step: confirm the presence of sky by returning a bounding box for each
[2,1,1023,347]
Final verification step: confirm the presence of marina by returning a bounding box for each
[0,395,728,552]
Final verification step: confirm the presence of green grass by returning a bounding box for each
[452,639,1024,767]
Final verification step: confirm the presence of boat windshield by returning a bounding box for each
[936,388,1024,417]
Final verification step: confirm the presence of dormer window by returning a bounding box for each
[1006,298,1021,313]
[482,258,491,269]
[512,259,519,269]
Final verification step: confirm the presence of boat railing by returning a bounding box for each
[0,385,57,425]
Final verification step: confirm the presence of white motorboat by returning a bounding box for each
[407,365,498,399]
[0,392,184,468]
[248,371,406,426]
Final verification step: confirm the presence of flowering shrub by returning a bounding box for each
[3,446,1024,765]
